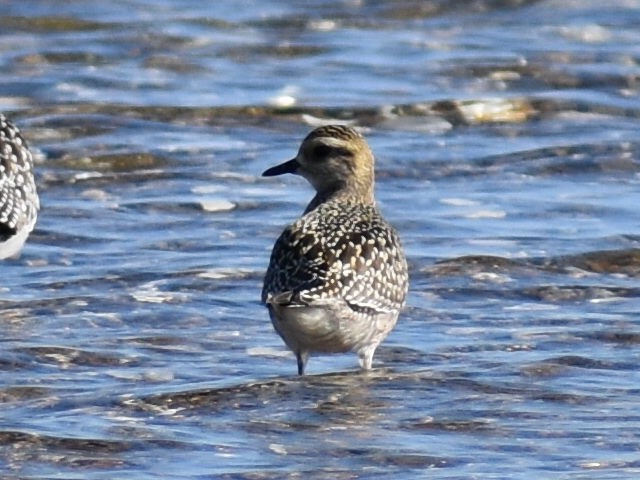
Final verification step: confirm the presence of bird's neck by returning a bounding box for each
[304,186,375,214]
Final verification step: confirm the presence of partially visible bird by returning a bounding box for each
[0,114,39,259]
[261,125,408,375]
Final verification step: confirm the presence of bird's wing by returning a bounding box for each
[262,210,408,315]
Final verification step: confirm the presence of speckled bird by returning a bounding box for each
[262,125,408,375]
[0,114,39,259]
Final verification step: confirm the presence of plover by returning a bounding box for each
[0,114,39,259]
[262,125,408,375]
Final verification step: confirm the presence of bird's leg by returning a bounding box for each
[296,350,309,375]
[358,345,377,370]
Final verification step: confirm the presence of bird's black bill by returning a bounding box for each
[262,158,299,177]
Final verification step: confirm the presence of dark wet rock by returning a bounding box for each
[428,255,536,276]
[404,417,495,433]
[0,15,110,32]
[583,331,640,345]
[58,152,167,172]
[0,386,51,403]
[0,430,133,468]
[521,355,619,378]
[520,285,636,302]
[15,346,138,368]
[549,249,640,276]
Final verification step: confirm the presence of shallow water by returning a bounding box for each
[2,0,640,478]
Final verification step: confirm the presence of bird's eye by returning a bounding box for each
[312,144,332,160]
[310,144,352,161]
